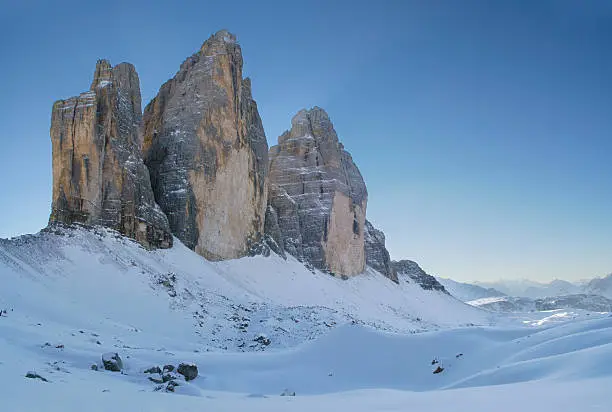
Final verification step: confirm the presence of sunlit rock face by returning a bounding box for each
[364,220,398,283]
[49,59,172,249]
[266,107,367,276]
[142,30,269,260]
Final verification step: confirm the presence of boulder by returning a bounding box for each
[25,371,48,382]
[49,60,172,249]
[102,352,123,372]
[177,363,198,381]
[143,30,268,261]
[266,107,367,276]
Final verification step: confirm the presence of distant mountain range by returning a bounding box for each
[436,277,505,302]
[472,279,582,299]
[438,275,612,313]
[472,276,612,300]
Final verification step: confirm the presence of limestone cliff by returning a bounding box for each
[266,107,367,276]
[49,60,172,249]
[364,220,398,283]
[142,30,269,261]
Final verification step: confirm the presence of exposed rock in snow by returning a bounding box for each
[266,107,367,276]
[49,59,172,249]
[393,260,447,293]
[102,352,123,372]
[177,363,198,381]
[143,30,268,261]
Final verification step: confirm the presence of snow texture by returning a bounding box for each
[1,226,611,411]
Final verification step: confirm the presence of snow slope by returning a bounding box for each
[1,226,611,411]
[0,226,488,352]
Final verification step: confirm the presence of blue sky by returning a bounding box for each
[0,0,610,282]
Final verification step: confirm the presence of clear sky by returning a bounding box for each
[0,0,610,282]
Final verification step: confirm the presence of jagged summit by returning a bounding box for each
[90,59,112,90]
[266,107,368,276]
[143,31,268,261]
[49,59,172,249]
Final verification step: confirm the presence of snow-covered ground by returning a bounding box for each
[1,226,611,411]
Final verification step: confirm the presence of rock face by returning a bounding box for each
[267,107,367,276]
[49,60,172,249]
[364,220,398,283]
[177,363,198,381]
[143,30,268,261]
[392,260,448,293]
[102,352,123,372]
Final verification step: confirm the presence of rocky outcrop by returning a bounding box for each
[266,107,367,276]
[143,30,268,261]
[49,60,172,249]
[364,220,398,283]
[392,260,448,293]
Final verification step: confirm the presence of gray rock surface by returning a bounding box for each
[177,363,198,381]
[266,107,367,276]
[49,60,172,249]
[102,352,123,372]
[364,220,398,283]
[392,260,448,293]
[143,30,268,261]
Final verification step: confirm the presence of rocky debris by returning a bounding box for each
[266,107,368,276]
[254,334,271,346]
[364,220,398,283]
[280,389,296,396]
[143,30,269,261]
[144,366,162,374]
[148,373,177,384]
[90,364,98,371]
[165,380,179,392]
[433,366,444,374]
[177,363,198,381]
[49,59,172,249]
[247,234,285,259]
[392,260,448,293]
[25,371,48,382]
[102,352,123,372]
[163,364,175,373]
[155,272,177,297]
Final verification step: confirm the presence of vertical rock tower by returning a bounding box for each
[364,220,398,283]
[143,30,268,260]
[49,60,172,249]
[266,107,367,276]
